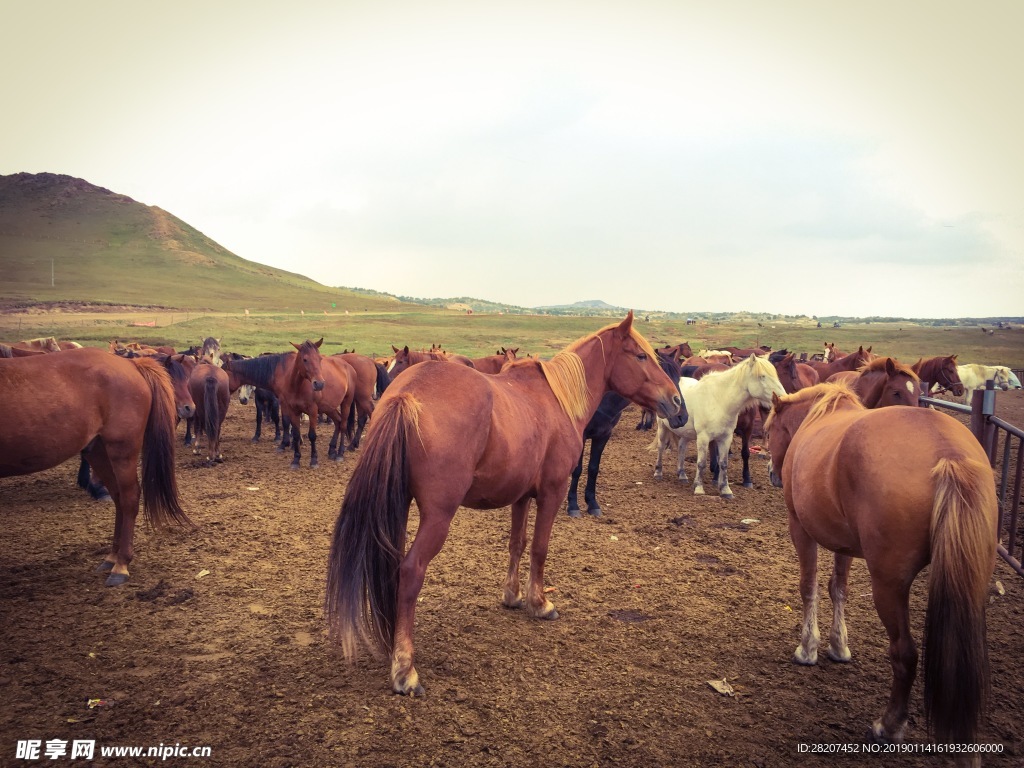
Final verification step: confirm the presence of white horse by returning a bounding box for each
[650,354,786,498]
[953,364,1018,403]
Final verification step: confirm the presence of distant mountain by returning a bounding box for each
[0,172,407,312]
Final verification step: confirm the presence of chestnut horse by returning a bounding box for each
[326,313,682,695]
[187,361,230,464]
[910,355,964,398]
[470,347,519,374]
[765,383,996,755]
[827,357,921,408]
[806,345,872,380]
[0,348,191,585]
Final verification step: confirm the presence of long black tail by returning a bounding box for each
[203,374,221,459]
[325,394,418,660]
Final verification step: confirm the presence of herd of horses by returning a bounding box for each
[1,319,1018,763]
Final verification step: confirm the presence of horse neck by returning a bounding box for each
[565,333,617,428]
[713,362,765,410]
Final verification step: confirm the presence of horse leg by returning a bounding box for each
[827,553,853,662]
[78,453,111,501]
[714,434,734,499]
[567,449,585,518]
[653,425,666,480]
[392,507,456,696]
[524,490,562,619]
[790,513,820,665]
[306,411,318,468]
[868,574,917,743]
[693,434,710,495]
[184,416,194,446]
[252,401,263,442]
[739,428,753,489]
[676,434,689,484]
[504,498,530,605]
[585,434,611,516]
[85,441,141,586]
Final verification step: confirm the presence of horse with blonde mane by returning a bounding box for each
[325,313,682,695]
[765,382,997,759]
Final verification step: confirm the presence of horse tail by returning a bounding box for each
[373,362,391,399]
[924,456,995,746]
[346,398,357,441]
[325,393,418,661]
[203,374,221,452]
[132,357,193,529]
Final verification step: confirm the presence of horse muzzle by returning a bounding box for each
[768,460,783,488]
[312,379,325,392]
[179,404,195,419]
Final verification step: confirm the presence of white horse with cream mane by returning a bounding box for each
[951,364,1020,403]
[650,354,786,498]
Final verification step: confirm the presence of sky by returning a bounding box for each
[3,0,1022,318]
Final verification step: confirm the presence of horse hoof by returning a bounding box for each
[587,507,603,518]
[827,646,852,663]
[720,491,734,500]
[95,560,114,572]
[93,492,113,503]
[289,463,300,470]
[567,508,582,518]
[793,648,817,666]
[742,482,754,489]
[105,572,129,587]
[694,488,705,496]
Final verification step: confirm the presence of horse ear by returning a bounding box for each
[885,357,896,375]
[617,311,635,336]
[291,342,301,351]
[771,392,783,409]
[951,354,958,361]
[315,338,323,348]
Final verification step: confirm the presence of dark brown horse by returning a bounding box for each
[326,313,682,695]
[765,383,996,754]
[0,348,191,585]
[911,355,965,398]
[223,339,356,468]
[188,361,230,464]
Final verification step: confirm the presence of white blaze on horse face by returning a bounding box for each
[238,384,255,405]
[905,381,915,395]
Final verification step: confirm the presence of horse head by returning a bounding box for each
[292,338,327,391]
[741,353,787,407]
[600,312,682,422]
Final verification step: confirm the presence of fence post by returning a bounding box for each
[970,380,998,464]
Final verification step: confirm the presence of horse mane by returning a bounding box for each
[858,357,919,380]
[535,352,590,422]
[0,344,12,358]
[765,381,863,435]
[223,352,291,388]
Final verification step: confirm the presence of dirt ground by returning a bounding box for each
[2,392,1023,768]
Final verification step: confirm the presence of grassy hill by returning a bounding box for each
[0,172,409,313]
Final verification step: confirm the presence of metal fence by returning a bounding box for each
[920,382,1024,578]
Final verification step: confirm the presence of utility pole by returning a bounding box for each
[51,259,54,287]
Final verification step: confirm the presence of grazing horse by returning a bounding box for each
[827,357,921,409]
[954,364,1016,403]
[187,361,230,464]
[651,353,786,498]
[223,340,356,467]
[0,348,191,584]
[910,355,964,398]
[764,383,996,754]
[325,312,682,695]
[567,351,687,517]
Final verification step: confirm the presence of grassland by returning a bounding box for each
[3,308,1023,369]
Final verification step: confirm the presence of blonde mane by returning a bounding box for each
[764,381,863,435]
[536,351,590,422]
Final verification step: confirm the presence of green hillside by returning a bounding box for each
[0,172,407,313]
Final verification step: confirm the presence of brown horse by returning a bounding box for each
[806,345,872,380]
[386,346,443,381]
[470,347,519,374]
[331,352,391,448]
[0,348,191,585]
[827,357,921,408]
[187,361,230,464]
[765,383,996,754]
[223,339,356,468]
[911,354,965,398]
[326,312,682,695]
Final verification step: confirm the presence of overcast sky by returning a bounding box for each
[3,1,1022,318]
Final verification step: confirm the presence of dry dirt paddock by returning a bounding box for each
[2,395,1023,768]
